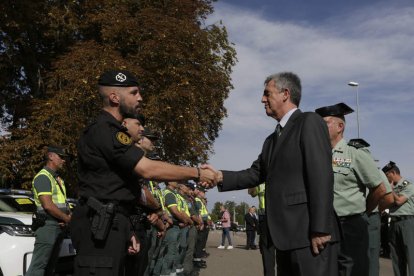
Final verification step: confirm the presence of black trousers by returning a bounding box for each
[125,224,150,276]
[259,216,275,276]
[70,204,131,276]
[246,230,256,248]
[276,242,339,276]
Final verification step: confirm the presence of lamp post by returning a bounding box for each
[348,81,360,138]
[232,196,236,223]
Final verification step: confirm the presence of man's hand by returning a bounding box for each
[147,213,159,225]
[128,235,140,255]
[311,232,331,255]
[199,164,222,188]
[199,165,220,186]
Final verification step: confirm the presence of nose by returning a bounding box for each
[137,92,143,102]
[261,95,267,103]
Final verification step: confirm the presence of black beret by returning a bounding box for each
[98,70,139,87]
[142,128,159,141]
[136,114,146,126]
[348,138,370,148]
[315,102,354,118]
[382,161,397,173]
[47,145,68,157]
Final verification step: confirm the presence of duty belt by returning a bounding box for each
[339,212,365,222]
[390,215,414,222]
[79,197,134,216]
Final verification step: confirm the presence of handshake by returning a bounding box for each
[197,164,222,188]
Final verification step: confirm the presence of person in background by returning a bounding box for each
[217,204,233,250]
[244,206,258,250]
[382,161,414,276]
[26,145,71,276]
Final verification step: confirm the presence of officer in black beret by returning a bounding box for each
[382,161,414,276]
[70,70,218,275]
[315,102,388,276]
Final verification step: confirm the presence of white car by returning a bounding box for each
[0,195,75,276]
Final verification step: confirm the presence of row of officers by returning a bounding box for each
[248,102,414,276]
[26,70,216,276]
[26,69,413,276]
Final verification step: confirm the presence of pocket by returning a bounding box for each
[333,166,351,176]
[76,255,113,275]
[285,191,308,206]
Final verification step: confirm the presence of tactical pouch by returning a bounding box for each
[87,197,115,241]
[31,212,47,231]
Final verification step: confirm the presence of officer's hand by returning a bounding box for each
[311,232,331,255]
[147,213,159,224]
[199,164,222,188]
[128,235,140,255]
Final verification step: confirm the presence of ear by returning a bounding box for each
[282,88,290,101]
[109,91,120,104]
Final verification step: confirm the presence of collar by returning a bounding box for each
[278,108,298,128]
[43,166,58,178]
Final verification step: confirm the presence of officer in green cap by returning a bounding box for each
[315,103,387,276]
[382,161,414,276]
[348,139,394,276]
[26,145,71,276]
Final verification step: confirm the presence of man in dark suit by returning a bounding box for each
[245,206,258,249]
[203,72,339,276]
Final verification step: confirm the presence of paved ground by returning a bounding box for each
[199,230,394,276]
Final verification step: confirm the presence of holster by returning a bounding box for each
[87,197,115,241]
[31,212,47,231]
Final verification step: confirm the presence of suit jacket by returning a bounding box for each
[219,109,339,250]
[245,212,258,231]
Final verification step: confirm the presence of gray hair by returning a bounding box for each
[264,72,302,106]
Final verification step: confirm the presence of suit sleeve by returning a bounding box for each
[301,113,335,234]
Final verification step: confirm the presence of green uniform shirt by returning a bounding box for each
[389,179,414,216]
[164,188,179,224]
[332,139,382,216]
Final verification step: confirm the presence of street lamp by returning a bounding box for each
[232,196,236,223]
[348,81,360,138]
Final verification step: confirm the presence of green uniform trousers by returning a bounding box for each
[183,226,197,274]
[26,220,63,276]
[367,212,381,276]
[338,213,369,276]
[176,227,189,273]
[152,225,180,276]
[389,217,414,276]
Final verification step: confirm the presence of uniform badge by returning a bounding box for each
[115,73,127,82]
[116,132,132,145]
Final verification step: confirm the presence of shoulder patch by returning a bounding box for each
[116,132,132,145]
[348,139,370,149]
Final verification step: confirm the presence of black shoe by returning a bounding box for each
[193,261,207,269]
[201,252,210,258]
[245,246,250,250]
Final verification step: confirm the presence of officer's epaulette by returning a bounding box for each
[348,138,370,149]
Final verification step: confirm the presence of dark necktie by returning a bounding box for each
[276,124,282,137]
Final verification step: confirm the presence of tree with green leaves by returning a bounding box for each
[0,0,236,192]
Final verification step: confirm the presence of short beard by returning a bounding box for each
[119,98,137,119]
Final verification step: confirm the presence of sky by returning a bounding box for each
[205,0,414,210]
